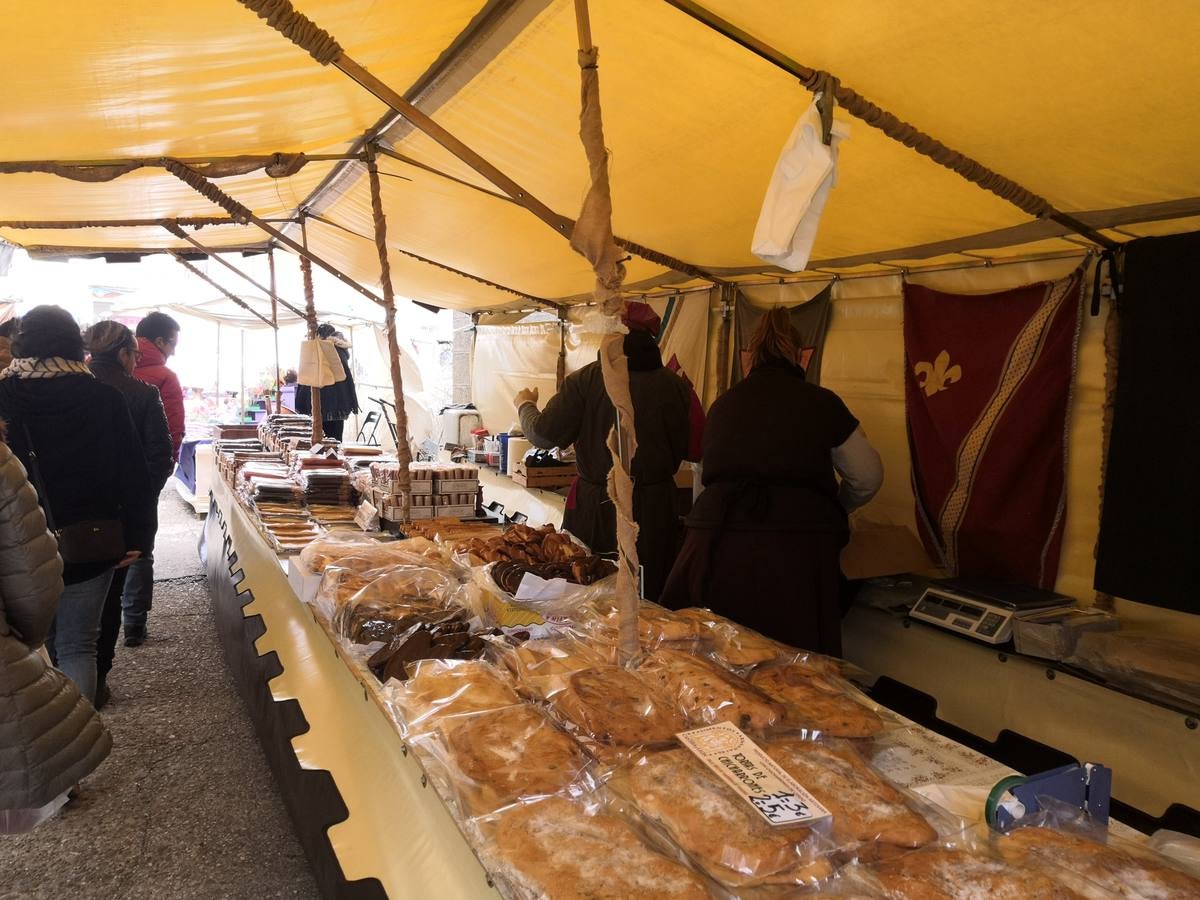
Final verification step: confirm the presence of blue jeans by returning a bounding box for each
[122,553,154,629]
[47,570,114,704]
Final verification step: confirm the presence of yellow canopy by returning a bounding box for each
[2,0,1199,309]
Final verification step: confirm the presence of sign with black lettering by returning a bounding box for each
[677,722,831,827]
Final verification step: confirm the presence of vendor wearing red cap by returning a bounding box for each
[514,302,691,601]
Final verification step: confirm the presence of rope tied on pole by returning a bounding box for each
[162,159,253,224]
[235,0,343,65]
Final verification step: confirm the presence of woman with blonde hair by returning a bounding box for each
[660,306,883,655]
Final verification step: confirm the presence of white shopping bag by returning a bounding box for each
[752,98,850,271]
[297,338,346,387]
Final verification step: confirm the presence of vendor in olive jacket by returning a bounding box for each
[514,303,690,601]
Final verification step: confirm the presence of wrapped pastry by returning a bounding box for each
[486,796,710,900]
[996,825,1200,898]
[394,659,522,736]
[637,648,784,732]
[501,638,613,700]
[438,704,591,814]
[750,663,883,738]
[615,748,833,888]
[868,847,1082,899]
[549,665,687,762]
[765,738,936,853]
[673,607,787,666]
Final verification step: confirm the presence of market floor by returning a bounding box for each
[0,486,319,900]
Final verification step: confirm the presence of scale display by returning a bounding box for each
[908,578,1074,645]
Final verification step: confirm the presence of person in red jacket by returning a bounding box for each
[134,312,184,462]
[124,311,184,647]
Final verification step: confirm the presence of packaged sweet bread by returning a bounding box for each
[484,796,710,900]
[392,659,523,737]
[764,738,936,855]
[672,607,789,666]
[498,637,614,700]
[300,534,458,574]
[637,647,785,733]
[329,566,459,644]
[750,663,884,738]
[548,665,687,764]
[612,747,833,888]
[866,846,1083,899]
[436,704,592,815]
[996,825,1200,898]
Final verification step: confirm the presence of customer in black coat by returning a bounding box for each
[85,321,173,704]
[295,323,359,441]
[0,306,153,702]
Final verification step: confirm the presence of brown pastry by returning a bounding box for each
[765,738,936,851]
[619,748,832,887]
[997,826,1200,899]
[491,796,709,899]
[441,704,589,813]
[399,660,522,728]
[507,639,611,699]
[552,666,687,750]
[638,648,784,732]
[674,607,783,665]
[870,847,1083,899]
[750,664,883,738]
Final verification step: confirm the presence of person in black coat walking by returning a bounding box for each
[86,322,173,704]
[0,306,153,703]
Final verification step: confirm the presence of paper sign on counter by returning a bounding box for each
[677,722,831,828]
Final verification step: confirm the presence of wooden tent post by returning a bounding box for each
[269,247,281,406]
[300,217,324,444]
[163,223,308,319]
[365,145,413,489]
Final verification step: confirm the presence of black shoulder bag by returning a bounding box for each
[22,423,125,564]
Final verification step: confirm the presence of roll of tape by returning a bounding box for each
[985,775,1028,828]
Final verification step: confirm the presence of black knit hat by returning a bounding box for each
[11,305,85,361]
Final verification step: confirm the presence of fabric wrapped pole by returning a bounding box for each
[571,1,640,664]
[366,147,413,493]
[300,219,324,444]
[234,0,343,65]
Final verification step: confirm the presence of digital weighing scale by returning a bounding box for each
[908,577,1074,644]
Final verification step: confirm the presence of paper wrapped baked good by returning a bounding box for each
[393,659,522,737]
[997,825,1200,898]
[549,666,687,762]
[614,747,832,888]
[765,738,936,853]
[750,663,883,738]
[673,607,788,666]
[438,704,591,815]
[486,796,710,899]
[867,846,1082,898]
[637,648,784,732]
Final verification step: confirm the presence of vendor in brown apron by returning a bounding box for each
[660,307,883,655]
[515,303,691,601]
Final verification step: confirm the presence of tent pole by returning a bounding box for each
[233,0,728,286]
[163,223,308,319]
[166,250,275,327]
[269,247,280,409]
[299,217,325,445]
[571,0,641,665]
[661,0,1119,251]
[365,146,413,491]
[160,159,388,307]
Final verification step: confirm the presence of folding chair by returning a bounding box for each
[356,410,382,446]
[371,397,399,445]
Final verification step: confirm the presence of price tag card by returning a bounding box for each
[677,722,832,828]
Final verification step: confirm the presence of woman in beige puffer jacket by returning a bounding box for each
[0,420,111,821]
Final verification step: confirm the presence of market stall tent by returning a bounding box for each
[2,3,1198,611]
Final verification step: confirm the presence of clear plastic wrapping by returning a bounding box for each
[477,795,712,900]
[1066,631,1200,709]
[672,607,793,667]
[993,822,1200,898]
[299,533,460,575]
[610,747,837,890]
[494,635,614,700]
[859,841,1085,899]
[389,658,524,740]
[636,647,785,733]
[328,565,460,645]
[749,662,884,739]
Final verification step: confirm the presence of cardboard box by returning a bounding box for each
[511,459,577,489]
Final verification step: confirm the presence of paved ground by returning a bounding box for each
[1,486,319,900]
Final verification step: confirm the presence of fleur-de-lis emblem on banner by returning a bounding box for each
[914,350,962,397]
